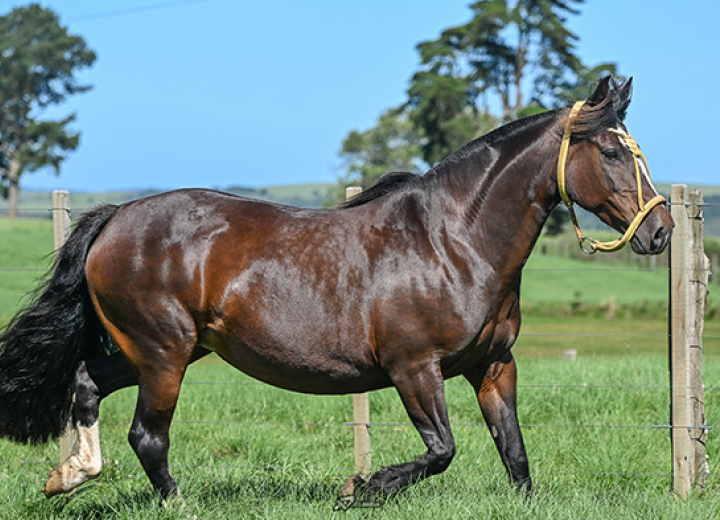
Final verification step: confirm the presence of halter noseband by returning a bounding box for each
[556,101,667,254]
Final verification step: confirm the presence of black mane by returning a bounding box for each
[568,76,633,139]
[339,171,422,208]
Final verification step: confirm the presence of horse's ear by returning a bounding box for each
[587,76,612,106]
[613,77,633,121]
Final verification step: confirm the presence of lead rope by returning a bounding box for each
[556,101,666,254]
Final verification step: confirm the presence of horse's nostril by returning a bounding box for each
[652,226,670,251]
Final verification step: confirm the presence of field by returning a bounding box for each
[2,354,720,519]
[1,217,720,518]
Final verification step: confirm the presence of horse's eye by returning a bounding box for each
[602,148,621,161]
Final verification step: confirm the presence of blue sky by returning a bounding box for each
[12,0,720,192]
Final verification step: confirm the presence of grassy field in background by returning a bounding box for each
[0,218,54,322]
[0,183,333,218]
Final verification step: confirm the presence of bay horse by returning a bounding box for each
[0,77,672,508]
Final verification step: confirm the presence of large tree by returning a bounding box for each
[408,0,617,164]
[0,4,96,217]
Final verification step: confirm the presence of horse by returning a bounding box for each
[0,76,672,508]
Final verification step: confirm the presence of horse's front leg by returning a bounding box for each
[336,361,455,509]
[464,351,531,496]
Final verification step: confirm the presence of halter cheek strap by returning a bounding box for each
[557,101,667,254]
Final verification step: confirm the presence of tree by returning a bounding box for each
[328,107,425,204]
[407,69,498,166]
[0,4,96,217]
[544,205,570,236]
[409,0,618,149]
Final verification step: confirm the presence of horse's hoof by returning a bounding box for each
[334,475,365,511]
[42,468,65,498]
[334,474,384,510]
[42,457,102,498]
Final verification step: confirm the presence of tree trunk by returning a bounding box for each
[515,50,525,114]
[7,158,21,219]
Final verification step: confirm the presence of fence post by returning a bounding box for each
[669,184,690,498]
[345,186,371,478]
[687,189,709,491]
[52,191,76,463]
[669,185,709,498]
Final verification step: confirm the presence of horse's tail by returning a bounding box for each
[0,204,119,443]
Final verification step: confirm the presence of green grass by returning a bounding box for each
[523,252,669,305]
[1,353,720,519]
[0,218,53,323]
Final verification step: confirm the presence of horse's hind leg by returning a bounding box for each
[120,331,200,502]
[44,353,138,497]
[464,352,531,495]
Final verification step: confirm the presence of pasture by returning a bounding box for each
[2,352,720,519]
[1,217,719,518]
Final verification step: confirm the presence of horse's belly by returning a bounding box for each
[200,327,390,394]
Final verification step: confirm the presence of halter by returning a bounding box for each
[556,101,667,254]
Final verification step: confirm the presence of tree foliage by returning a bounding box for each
[412,0,617,124]
[0,4,96,217]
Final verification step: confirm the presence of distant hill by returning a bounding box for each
[0,183,333,219]
[2,181,719,237]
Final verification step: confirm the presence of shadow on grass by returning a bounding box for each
[23,471,347,518]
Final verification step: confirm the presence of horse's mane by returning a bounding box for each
[339,171,422,208]
[567,76,632,139]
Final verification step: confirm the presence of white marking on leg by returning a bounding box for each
[44,420,102,496]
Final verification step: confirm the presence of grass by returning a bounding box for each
[1,352,720,519]
[0,218,53,323]
[523,252,669,304]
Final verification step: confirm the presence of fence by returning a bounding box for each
[0,187,715,499]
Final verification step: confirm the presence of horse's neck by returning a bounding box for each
[432,115,562,276]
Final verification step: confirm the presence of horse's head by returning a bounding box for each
[558,76,673,255]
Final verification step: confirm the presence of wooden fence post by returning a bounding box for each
[52,191,76,463]
[345,186,371,478]
[669,185,709,498]
[687,189,709,491]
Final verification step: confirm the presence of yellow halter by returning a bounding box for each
[556,101,667,254]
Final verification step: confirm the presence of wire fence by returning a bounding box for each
[0,199,717,486]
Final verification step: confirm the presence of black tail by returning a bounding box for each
[0,204,118,443]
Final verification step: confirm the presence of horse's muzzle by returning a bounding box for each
[631,221,672,255]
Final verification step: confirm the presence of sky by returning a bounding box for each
[9,0,720,192]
